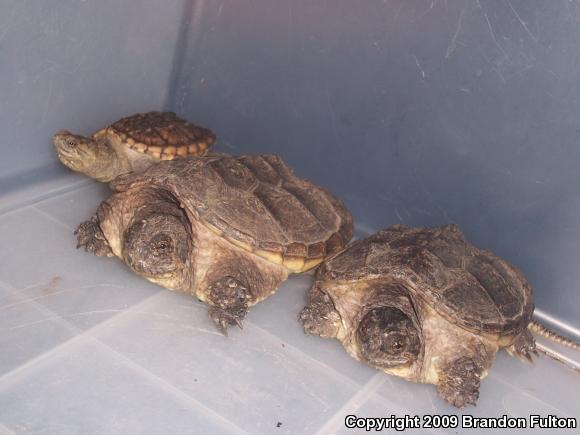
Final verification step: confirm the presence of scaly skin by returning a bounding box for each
[508,329,537,362]
[437,357,482,408]
[299,285,341,339]
[53,131,123,182]
[207,276,250,334]
[74,216,113,257]
[73,155,353,334]
[76,184,290,334]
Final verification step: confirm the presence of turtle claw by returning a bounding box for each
[75,216,112,257]
[210,309,229,336]
[208,305,245,336]
[207,276,249,335]
[509,329,537,364]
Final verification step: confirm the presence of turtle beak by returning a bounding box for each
[53,137,73,155]
[53,132,70,149]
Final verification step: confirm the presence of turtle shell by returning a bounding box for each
[99,111,215,160]
[318,224,534,337]
[111,154,353,272]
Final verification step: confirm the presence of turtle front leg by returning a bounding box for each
[200,249,288,335]
[437,356,482,408]
[207,276,250,335]
[299,285,341,339]
[75,216,113,257]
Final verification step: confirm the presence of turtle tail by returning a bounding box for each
[528,320,580,351]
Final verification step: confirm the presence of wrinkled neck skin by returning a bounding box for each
[345,281,425,381]
[332,279,497,385]
[188,221,288,307]
[96,186,288,304]
[419,305,497,385]
[97,187,196,290]
[107,141,158,178]
[86,139,126,182]
[53,131,126,182]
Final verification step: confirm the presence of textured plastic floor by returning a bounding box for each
[0,176,579,435]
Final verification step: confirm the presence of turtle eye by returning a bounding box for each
[151,234,173,256]
[383,333,406,354]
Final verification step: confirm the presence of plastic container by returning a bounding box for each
[1,1,579,433]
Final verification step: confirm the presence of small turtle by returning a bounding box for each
[53,111,215,182]
[76,154,353,333]
[300,224,579,407]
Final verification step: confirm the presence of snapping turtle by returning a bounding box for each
[300,224,542,407]
[76,154,353,333]
[53,112,215,182]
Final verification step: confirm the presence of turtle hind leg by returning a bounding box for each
[507,329,537,363]
[437,356,482,408]
[207,276,249,335]
[74,216,113,257]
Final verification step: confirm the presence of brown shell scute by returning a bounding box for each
[113,155,353,269]
[320,224,533,336]
[108,111,215,158]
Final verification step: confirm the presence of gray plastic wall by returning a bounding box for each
[2,0,579,331]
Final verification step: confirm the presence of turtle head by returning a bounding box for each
[356,284,422,375]
[53,130,116,181]
[120,188,194,290]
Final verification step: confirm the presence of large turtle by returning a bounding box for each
[300,224,548,407]
[53,111,215,182]
[76,154,353,333]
